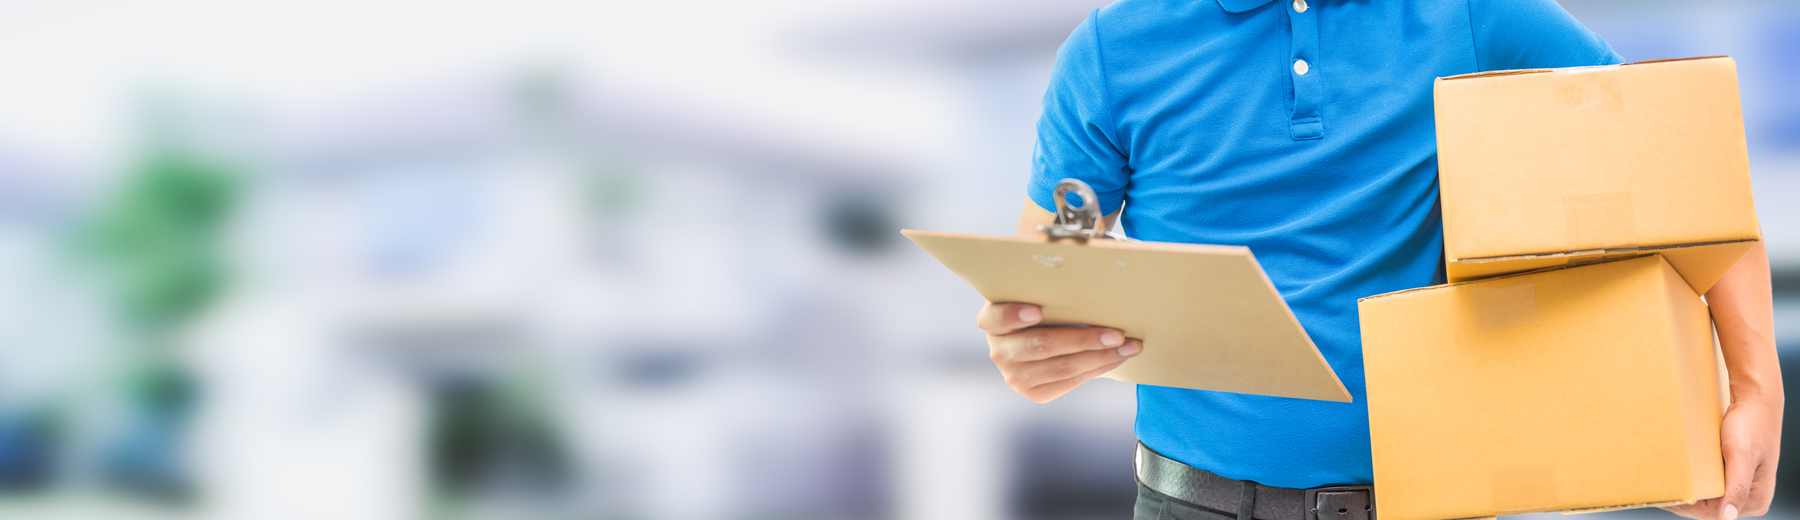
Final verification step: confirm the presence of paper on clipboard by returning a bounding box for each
[901,229,1351,402]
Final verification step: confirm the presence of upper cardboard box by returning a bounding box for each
[1435,56,1760,294]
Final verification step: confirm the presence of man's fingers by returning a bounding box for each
[1719,439,1759,520]
[1016,343,1138,383]
[1004,340,1141,392]
[977,302,1143,404]
[977,302,1042,334]
[1743,455,1777,517]
[995,327,1128,363]
[1019,355,1131,403]
[1664,499,1715,520]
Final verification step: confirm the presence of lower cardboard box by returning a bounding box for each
[1358,254,1723,520]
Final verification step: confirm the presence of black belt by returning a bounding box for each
[1135,442,1376,520]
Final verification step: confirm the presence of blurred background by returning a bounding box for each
[0,0,1790,519]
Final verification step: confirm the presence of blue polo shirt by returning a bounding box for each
[1028,0,1621,488]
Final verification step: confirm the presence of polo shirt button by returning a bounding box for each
[1294,59,1310,75]
[1293,0,1308,13]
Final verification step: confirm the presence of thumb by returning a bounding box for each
[1718,442,1757,520]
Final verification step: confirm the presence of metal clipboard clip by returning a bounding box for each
[1037,178,1133,242]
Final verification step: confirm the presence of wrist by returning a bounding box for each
[1728,385,1784,409]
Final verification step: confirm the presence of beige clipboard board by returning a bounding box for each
[903,229,1351,402]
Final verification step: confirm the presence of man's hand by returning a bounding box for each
[977,302,1142,403]
[1663,395,1782,520]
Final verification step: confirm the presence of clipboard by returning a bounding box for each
[903,179,1351,402]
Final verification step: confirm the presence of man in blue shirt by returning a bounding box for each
[972,1,1783,519]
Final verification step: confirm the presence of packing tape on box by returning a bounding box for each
[1563,192,1638,251]
[1556,65,1622,113]
[1491,465,1559,513]
[1471,281,1539,331]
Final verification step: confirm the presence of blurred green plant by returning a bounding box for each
[88,150,237,334]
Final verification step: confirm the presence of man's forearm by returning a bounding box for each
[1706,241,1781,404]
[1683,239,1783,520]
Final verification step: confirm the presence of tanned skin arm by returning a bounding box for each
[1666,241,1782,520]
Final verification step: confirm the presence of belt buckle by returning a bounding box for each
[1305,485,1375,520]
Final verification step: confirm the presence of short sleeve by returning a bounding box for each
[1469,0,1625,71]
[1028,9,1130,216]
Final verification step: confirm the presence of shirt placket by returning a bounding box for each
[1288,0,1324,140]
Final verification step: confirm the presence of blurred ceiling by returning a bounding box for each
[800,0,1111,64]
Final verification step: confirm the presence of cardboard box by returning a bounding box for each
[1435,56,1760,294]
[1358,255,1723,520]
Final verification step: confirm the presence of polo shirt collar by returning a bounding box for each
[1216,0,1277,13]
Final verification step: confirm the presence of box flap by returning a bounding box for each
[1359,254,1648,303]
[1445,238,1759,294]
